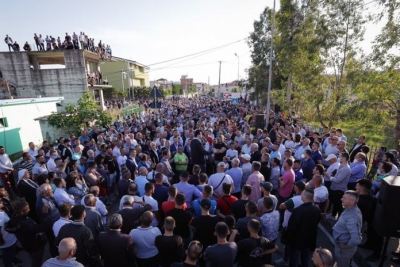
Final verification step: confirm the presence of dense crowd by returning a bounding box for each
[0,97,398,267]
[4,32,112,61]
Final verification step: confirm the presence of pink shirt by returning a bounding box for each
[279,169,295,198]
[246,171,264,202]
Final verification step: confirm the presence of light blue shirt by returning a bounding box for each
[135,175,149,197]
[269,151,281,164]
[295,145,311,160]
[332,206,362,248]
[129,226,161,259]
[174,181,202,208]
[226,167,243,194]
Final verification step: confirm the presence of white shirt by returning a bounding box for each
[47,158,57,172]
[142,195,159,227]
[0,154,13,173]
[324,162,340,182]
[112,147,121,158]
[54,188,75,206]
[226,149,238,160]
[117,155,127,172]
[52,218,72,237]
[241,144,251,155]
[207,172,234,196]
[314,186,329,203]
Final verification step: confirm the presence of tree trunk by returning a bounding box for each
[396,109,400,152]
[286,74,292,105]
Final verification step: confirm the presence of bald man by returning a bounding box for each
[42,237,84,266]
[311,247,334,267]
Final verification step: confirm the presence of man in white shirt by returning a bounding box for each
[324,154,340,188]
[112,141,122,158]
[241,154,252,187]
[207,162,234,197]
[142,183,159,227]
[28,142,38,164]
[117,147,127,174]
[226,143,238,161]
[52,203,72,237]
[53,178,75,206]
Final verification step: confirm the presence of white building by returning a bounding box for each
[0,97,64,155]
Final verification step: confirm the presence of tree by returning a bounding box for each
[47,91,112,135]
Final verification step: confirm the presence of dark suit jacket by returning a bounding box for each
[97,230,135,267]
[349,143,365,162]
[285,202,321,250]
[250,150,261,163]
[116,205,152,234]
[190,138,212,165]
[56,222,99,266]
[126,156,138,179]
[149,149,160,164]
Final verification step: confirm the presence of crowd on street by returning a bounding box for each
[3,32,112,60]
[0,97,398,267]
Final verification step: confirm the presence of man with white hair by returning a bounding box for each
[226,158,243,198]
[250,143,261,163]
[241,154,252,187]
[207,162,234,198]
[42,237,84,267]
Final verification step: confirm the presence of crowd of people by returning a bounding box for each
[3,32,112,60]
[0,97,397,267]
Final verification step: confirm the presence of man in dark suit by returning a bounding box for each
[97,214,135,267]
[61,139,73,161]
[285,188,322,267]
[116,195,152,234]
[190,130,213,173]
[250,143,261,163]
[56,205,99,266]
[349,135,366,163]
[149,142,160,164]
[126,149,138,179]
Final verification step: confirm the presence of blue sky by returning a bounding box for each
[2,0,383,85]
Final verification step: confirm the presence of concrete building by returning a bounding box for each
[0,97,64,156]
[149,78,176,90]
[100,57,150,97]
[212,80,242,98]
[0,50,111,110]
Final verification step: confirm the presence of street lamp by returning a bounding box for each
[234,53,240,87]
[121,70,127,101]
[266,0,276,126]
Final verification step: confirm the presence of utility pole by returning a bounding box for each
[218,61,221,98]
[266,0,276,126]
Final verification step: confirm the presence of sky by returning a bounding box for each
[2,0,385,86]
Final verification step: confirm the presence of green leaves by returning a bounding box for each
[47,91,111,135]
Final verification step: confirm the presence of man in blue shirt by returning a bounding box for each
[193,185,217,217]
[174,171,202,208]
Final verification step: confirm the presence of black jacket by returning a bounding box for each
[190,138,212,165]
[116,205,152,234]
[250,150,261,163]
[349,143,365,163]
[285,202,321,250]
[56,222,99,266]
[97,230,135,267]
[6,213,50,253]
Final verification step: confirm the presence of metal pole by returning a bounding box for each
[121,69,125,101]
[266,0,276,125]
[235,53,239,85]
[218,61,221,98]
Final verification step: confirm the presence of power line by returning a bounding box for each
[147,38,246,66]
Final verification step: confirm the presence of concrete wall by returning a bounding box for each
[0,50,87,105]
[0,101,60,155]
[39,120,67,145]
